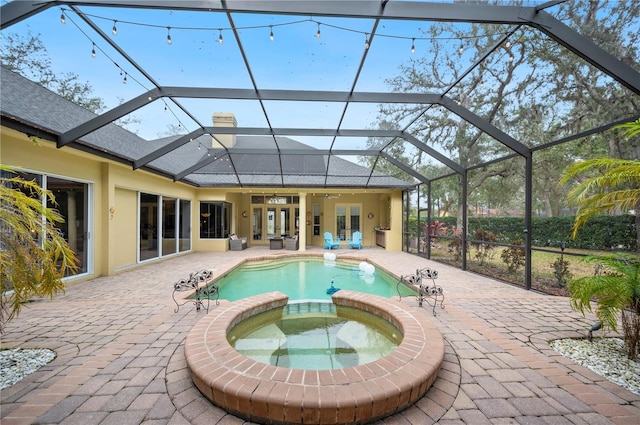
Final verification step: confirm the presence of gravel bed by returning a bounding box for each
[0,348,56,390]
[550,337,640,395]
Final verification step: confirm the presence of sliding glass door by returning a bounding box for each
[1,170,92,277]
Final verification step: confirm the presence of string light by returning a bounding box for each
[57,9,513,54]
[56,6,519,134]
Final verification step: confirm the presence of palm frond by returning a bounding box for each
[615,118,640,138]
[568,254,640,333]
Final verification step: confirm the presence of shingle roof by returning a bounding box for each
[1,67,413,189]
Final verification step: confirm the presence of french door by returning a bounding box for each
[266,207,291,239]
[336,204,361,241]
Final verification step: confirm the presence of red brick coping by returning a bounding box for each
[185,290,444,425]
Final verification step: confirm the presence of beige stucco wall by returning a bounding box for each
[113,187,138,270]
[2,128,106,279]
[1,126,406,279]
[1,128,196,276]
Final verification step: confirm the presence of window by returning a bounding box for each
[313,204,320,236]
[162,197,177,255]
[179,200,191,252]
[139,193,159,261]
[2,170,91,276]
[200,201,232,238]
[139,193,191,261]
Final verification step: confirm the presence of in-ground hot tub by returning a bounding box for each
[228,300,403,370]
[185,290,444,425]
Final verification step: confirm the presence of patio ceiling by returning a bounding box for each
[1,0,639,188]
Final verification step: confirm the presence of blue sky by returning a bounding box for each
[4,0,632,162]
[3,2,441,146]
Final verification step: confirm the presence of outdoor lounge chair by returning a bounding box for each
[285,235,299,250]
[348,231,363,249]
[229,234,247,251]
[323,232,340,249]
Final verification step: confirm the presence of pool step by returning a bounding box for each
[285,300,335,315]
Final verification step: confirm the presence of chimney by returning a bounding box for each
[211,112,237,148]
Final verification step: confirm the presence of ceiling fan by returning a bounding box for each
[324,193,341,199]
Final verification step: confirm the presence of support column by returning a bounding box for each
[524,153,533,290]
[298,192,307,251]
[461,170,468,271]
[427,182,432,259]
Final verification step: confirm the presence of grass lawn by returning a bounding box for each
[425,241,636,297]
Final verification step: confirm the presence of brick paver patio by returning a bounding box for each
[1,247,639,424]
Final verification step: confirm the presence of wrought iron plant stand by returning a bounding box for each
[173,269,219,313]
[397,267,445,316]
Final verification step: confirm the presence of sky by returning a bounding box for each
[2,0,634,164]
[2,1,439,146]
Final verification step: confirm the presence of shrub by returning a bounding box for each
[471,229,498,265]
[550,257,573,287]
[501,239,525,274]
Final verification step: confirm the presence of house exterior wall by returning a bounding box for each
[1,127,405,279]
[2,128,106,279]
[113,187,138,270]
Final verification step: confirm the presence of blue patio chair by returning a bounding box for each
[323,232,340,249]
[347,231,363,249]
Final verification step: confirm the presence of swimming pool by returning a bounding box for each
[212,256,416,302]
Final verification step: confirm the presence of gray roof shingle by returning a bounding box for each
[1,67,413,189]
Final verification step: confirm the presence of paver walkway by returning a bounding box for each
[1,247,639,424]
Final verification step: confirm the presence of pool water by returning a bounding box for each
[227,301,402,370]
[214,257,415,302]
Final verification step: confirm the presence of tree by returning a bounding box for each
[372,1,638,225]
[534,0,640,160]
[1,169,79,334]
[1,31,105,112]
[563,118,640,359]
[560,118,640,251]
[371,17,546,226]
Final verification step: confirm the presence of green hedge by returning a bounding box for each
[407,215,636,251]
